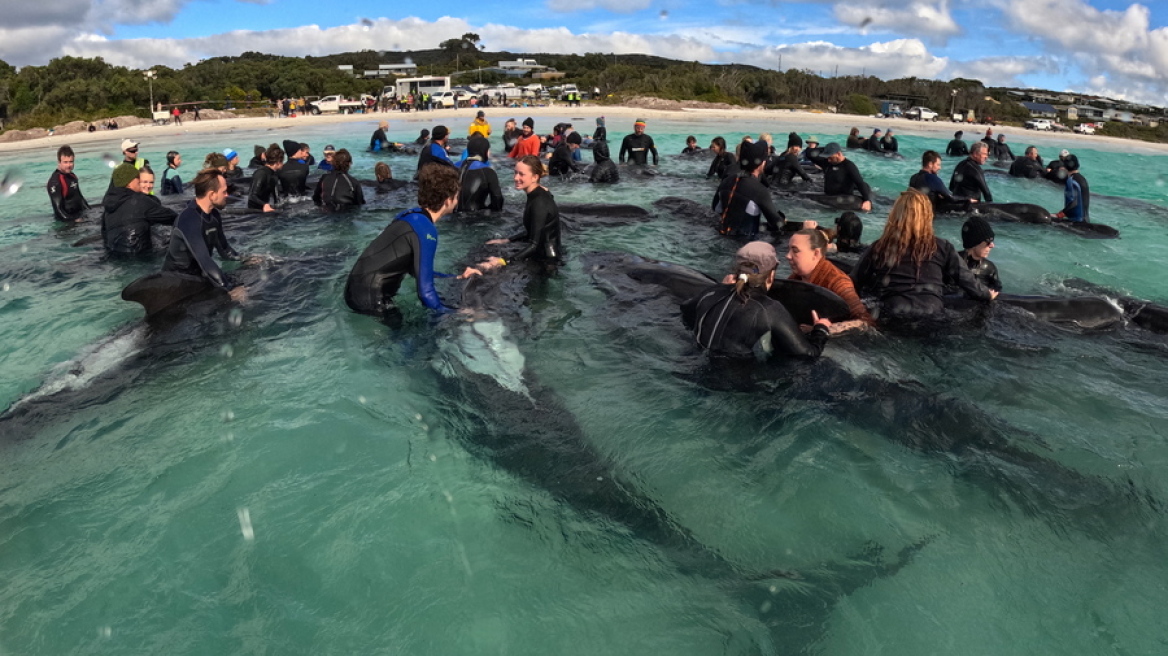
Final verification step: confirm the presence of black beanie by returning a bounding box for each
[566,131,582,145]
[432,125,449,140]
[523,117,534,129]
[835,212,863,242]
[787,131,803,149]
[962,216,995,249]
[467,135,489,158]
[1062,154,1080,172]
[955,130,963,138]
[739,141,770,171]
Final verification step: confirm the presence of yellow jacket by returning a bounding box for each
[468,118,491,138]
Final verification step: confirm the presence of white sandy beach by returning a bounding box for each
[4,103,1166,155]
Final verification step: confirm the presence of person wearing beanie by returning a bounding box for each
[681,240,832,359]
[416,125,456,172]
[864,128,885,152]
[768,132,811,186]
[946,130,969,157]
[592,116,607,142]
[248,144,266,169]
[589,140,619,184]
[222,148,243,180]
[1055,154,1090,223]
[619,118,658,165]
[846,127,865,149]
[371,120,391,152]
[101,162,177,255]
[509,117,540,158]
[713,140,786,237]
[548,130,583,178]
[313,148,365,212]
[457,135,504,213]
[910,150,972,213]
[815,143,873,212]
[958,216,1002,292]
[881,128,899,153]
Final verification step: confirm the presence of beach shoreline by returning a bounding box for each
[6,103,1166,156]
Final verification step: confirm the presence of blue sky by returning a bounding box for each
[2,0,1166,105]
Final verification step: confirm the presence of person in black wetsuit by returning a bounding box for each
[163,170,248,303]
[881,129,899,153]
[160,151,183,195]
[589,140,619,184]
[1008,146,1045,178]
[834,212,866,253]
[414,129,430,146]
[592,116,606,143]
[681,241,832,359]
[981,128,995,152]
[312,149,365,212]
[47,145,89,222]
[248,144,283,212]
[371,120,391,152]
[851,189,996,322]
[816,143,873,212]
[802,136,823,162]
[345,165,478,320]
[417,125,456,172]
[502,119,521,152]
[957,217,1002,292]
[619,118,659,166]
[946,130,969,157]
[910,150,973,213]
[548,131,582,177]
[949,141,993,202]
[247,145,266,169]
[1045,149,1069,182]
[101,164,177,255]
[712,141,785,237]
[846,127,866,150]
[768,132,812,186]
[864,129,885,152]
[706,137,737,180]
[278,142,311,197]
[994,134,1015,162]
[457,136,505,213]
[681,135,702,155]
[481,156,562,268]
[222,149,244,182]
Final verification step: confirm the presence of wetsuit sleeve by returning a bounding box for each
[430,144,455,167]
[486,169,504,211]
[791,156,811,182]
[145,199,178,226]
[849,246,878,295]
[755,187,785,229]
[1061,179,1081,217]
[619,136,631,163]
[510,194,554,261]
[706,155,719,179]
[942,241,991,301]
[411,221,453,312]
[312,177,324,206]
[353,175,366,207]
[176,216,234,290]
[926,173,955,201]
[985,261,1002,293]
[649,137,658,165]
[47,173,69,221]
[977,170,993,203]
[765,303,828,358]
[847,161,872,202]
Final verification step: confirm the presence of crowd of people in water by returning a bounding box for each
[44,111,1105,359]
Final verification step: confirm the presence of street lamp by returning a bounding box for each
[950,88,958,121]
[144,69,156,113]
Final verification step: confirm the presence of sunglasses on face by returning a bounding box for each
[126,148,138,153]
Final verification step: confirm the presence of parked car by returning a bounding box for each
[1074,123,1097,135]
[905,106,938,121]
[1025,118,1053,131]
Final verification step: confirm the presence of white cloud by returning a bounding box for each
[546,0,652,13]
[732,38,949,80]
[946,56,1060,87]
[833,1,961,41]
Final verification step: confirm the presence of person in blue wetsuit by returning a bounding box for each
[160,151,183,195]
[371,121,391,152]
[345,164,478,318]
[1054,154,1090,223]
[417,125,456,173]
[909,150,973,213]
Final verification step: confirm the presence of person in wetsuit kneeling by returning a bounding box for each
[457,135,505,213]
[479,156,562,270]
[682,241,832,359]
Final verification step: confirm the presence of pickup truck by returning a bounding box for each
[905,106,938,121]
[307,95,364,114]
[1025,118,1053,131]
[1074,122,1097,135]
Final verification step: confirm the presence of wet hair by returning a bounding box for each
[265,145,285,165]
[793,228,828,252]
[870,189,937,271]
[970,141,989,156]
[203,152,228,170]
[416,163,460,212]
[517,155,545,178]
[686,135,697,145]
[166,150,180,167]
[921,150,941,167]
[333,149,352,173]
[849,127,860,137]
[835,212,864,249]
[374,161,392,182]
[193,169,225,198]
[710,136,727,152]
[57,145,75,161]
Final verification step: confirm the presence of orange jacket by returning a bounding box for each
[509,134,540,159]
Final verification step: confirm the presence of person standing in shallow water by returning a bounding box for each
[47,145,89,222]
[619,118,658,166]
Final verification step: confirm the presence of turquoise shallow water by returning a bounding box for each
[1,115,1168,655]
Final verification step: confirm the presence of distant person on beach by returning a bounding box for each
[47,145,90,222]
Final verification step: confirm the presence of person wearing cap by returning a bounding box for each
[949,141,993,203]
[712,140,786,237]
[509,118,540,159]
[815,143,873,212]
[956,217,1002,292]
[846,127,865,150]
[1045,149,1070,182]
[101,162,177,255]
[163,169,247,303]
[222,149,243,180]
[681,241,832,359]
[278,142,312,196]
[881,129,899,153]
[318,145,337,172]
[768,132,812,186]
[1008,146,1044,179]
[802,136,823,162]
[248,144,283,212]
[161,151,183,195]
[313,149,365,212]
[457,135,504,213]
[706,137,737,180]
[786,228,875,330]
[468,110,491,139]
[851,189,996,322]
[345,164,481,319]
[993,134,1015,162]
[371,120,391,152]
[416,126,456,173]
[619,119,659,166]
[589,140,619,184]
[1054,154,1090,223]
[47,145,90,222]
[910,150,973,213]
[863,129,885,152]
[548,131,583,178]
[946,130,969,157]
[108,138,143,192]
[483,156,562,267]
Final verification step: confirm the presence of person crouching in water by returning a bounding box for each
[477,156,562,273]
[786,228,875,333]
[682,241,832,359]
[590,140,619,183]
[313,149,365,212]
[957,217,1002,292]
[851,189,997,324]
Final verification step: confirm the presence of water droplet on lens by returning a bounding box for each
[414,413,423,421]
[222,409,235,422]
[219,344,233,358]
[429,454,437,462]
[1157,175,1165,188]
[223,431,235,442]
[358,395,367,404]
[237,507,255,541]
[2,282,9,292]
[98,626,112,638]
[443,490,453,503]
[20,245,27,253]
[228,308,243,328]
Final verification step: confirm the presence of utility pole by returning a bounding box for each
[950,88,958,120]
[144,69,156,112]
